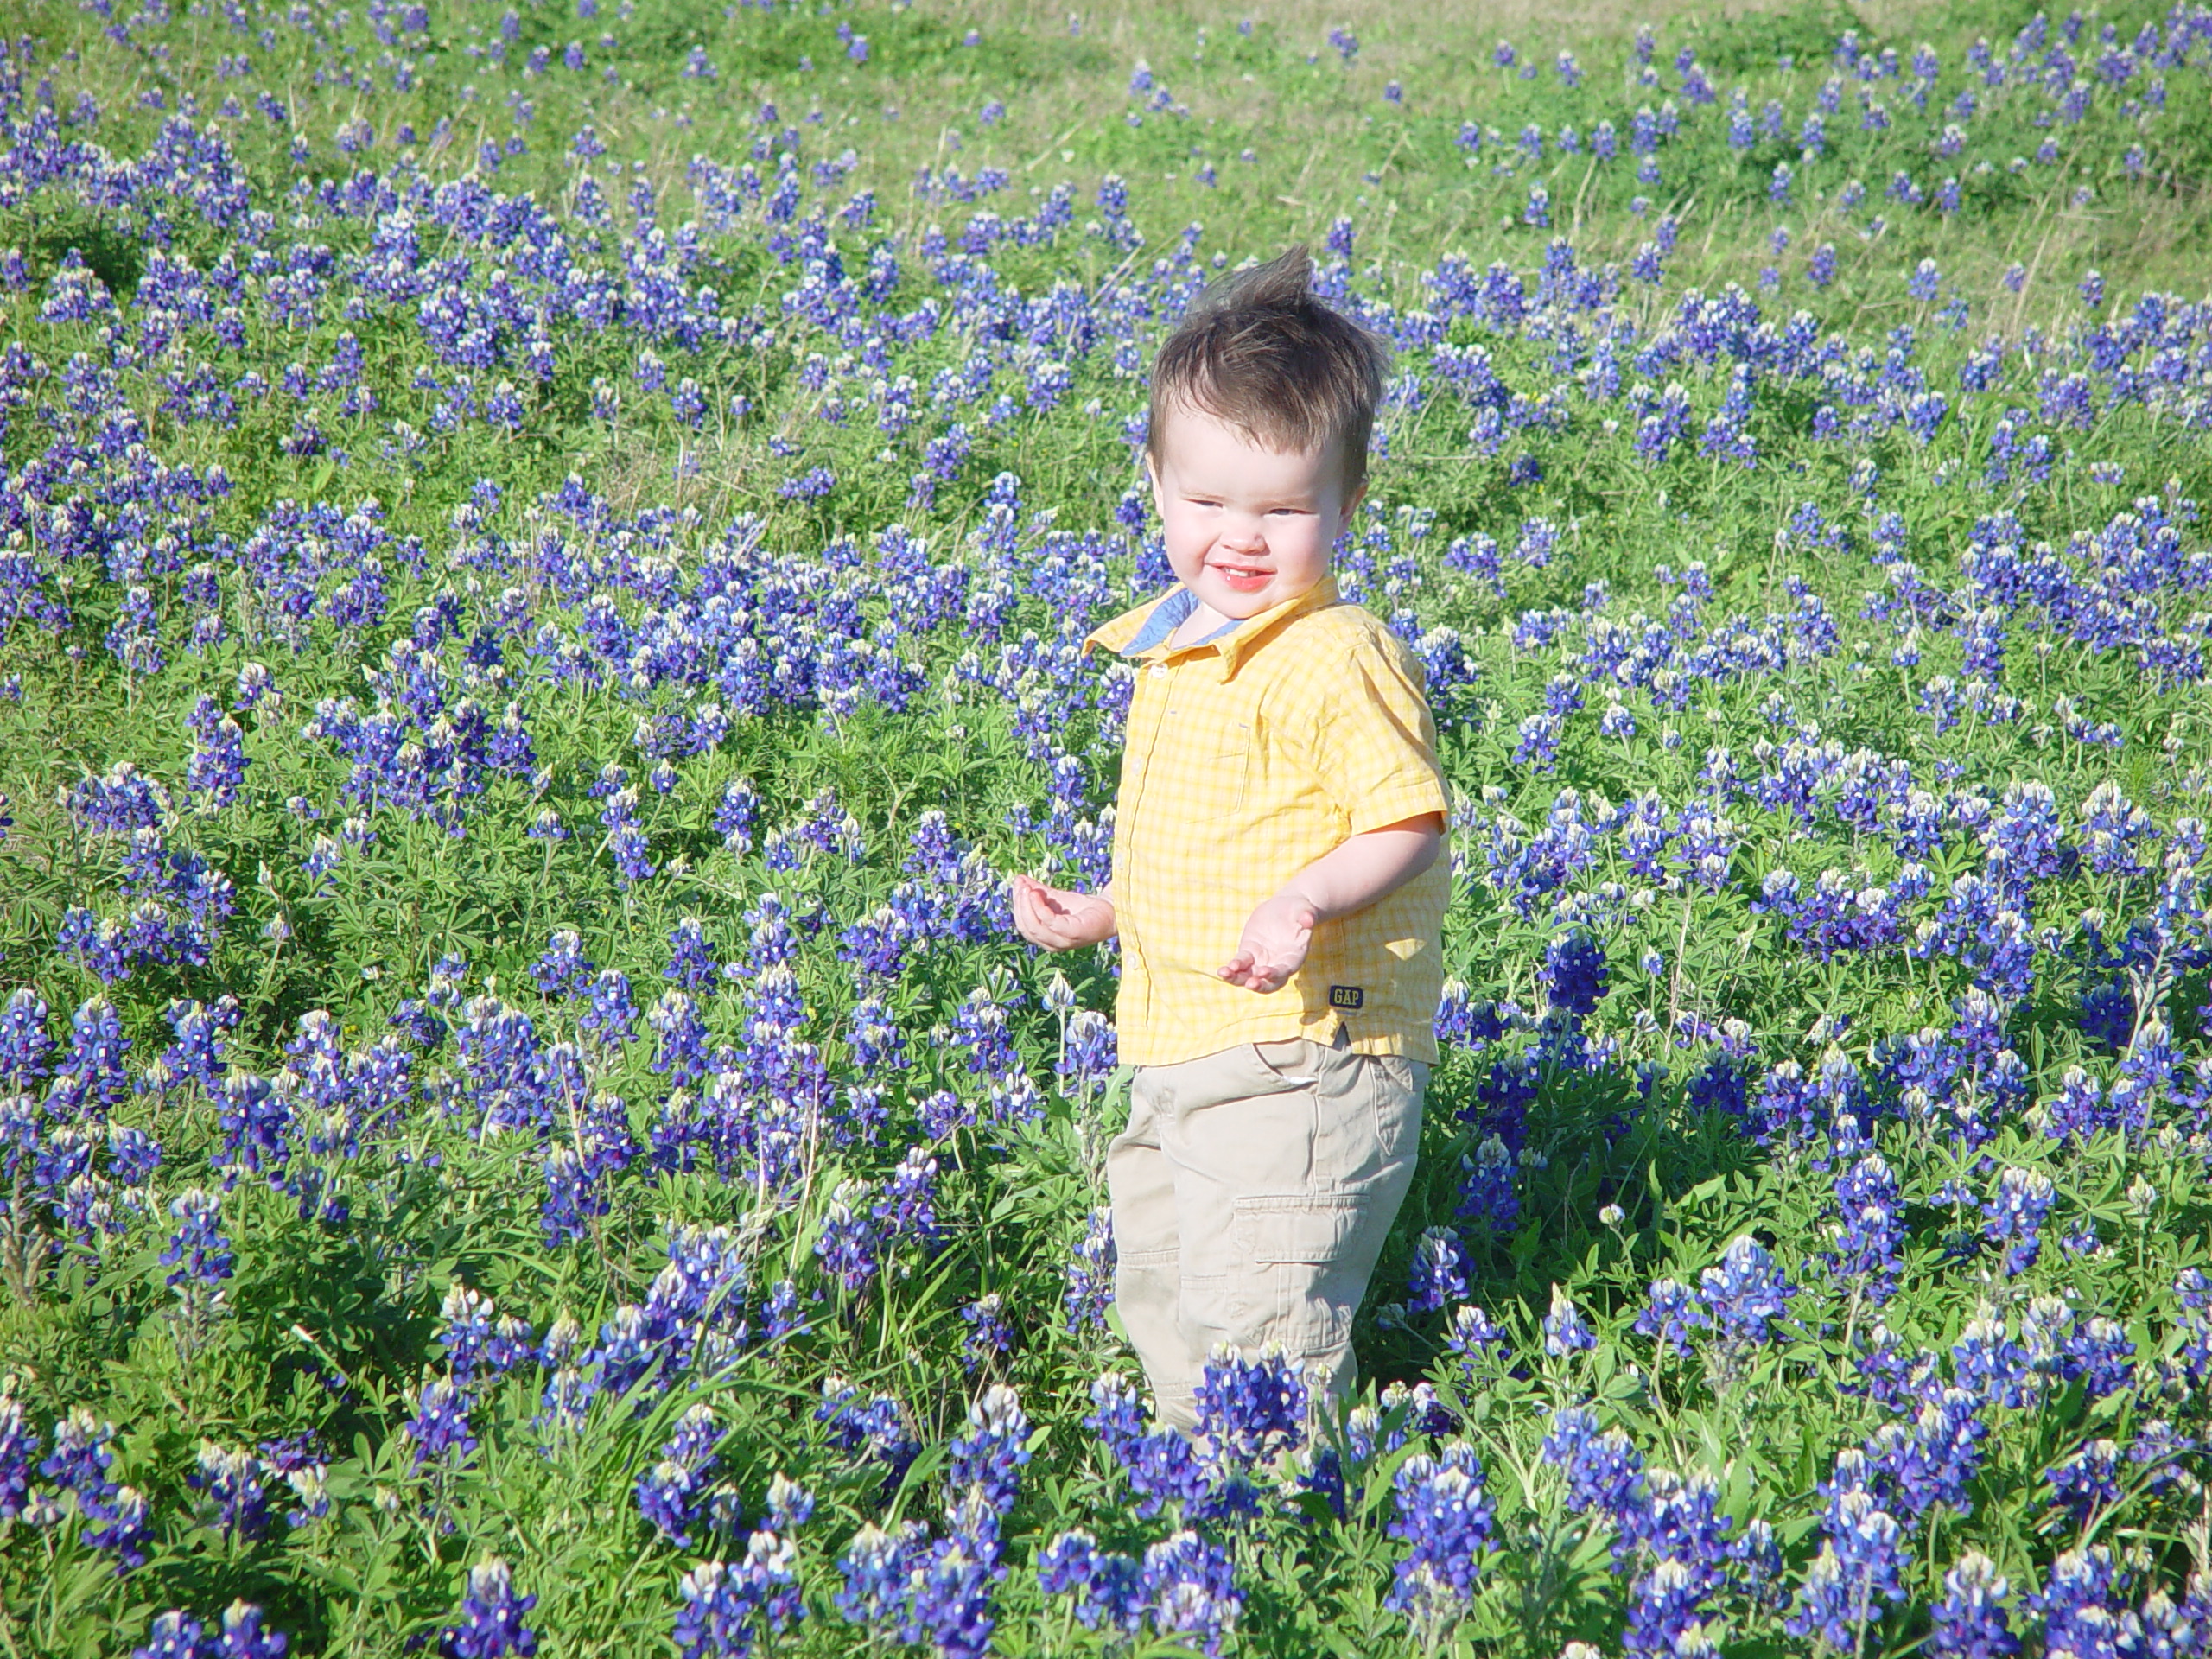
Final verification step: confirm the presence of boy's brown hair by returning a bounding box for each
[1147,245,1393,497]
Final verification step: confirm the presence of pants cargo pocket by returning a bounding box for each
[1226,1196,1363,1357]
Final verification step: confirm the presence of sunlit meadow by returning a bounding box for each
[3,0,2212,1654]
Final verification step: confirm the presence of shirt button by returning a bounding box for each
[1148,663,1167,679]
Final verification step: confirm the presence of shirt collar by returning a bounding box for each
[1083,575,1342,677]
[1121,588,1241,655]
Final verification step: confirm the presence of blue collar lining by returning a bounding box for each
[1121,588,1243,657]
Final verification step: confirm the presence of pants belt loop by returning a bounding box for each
[1332,1023,1351,1051]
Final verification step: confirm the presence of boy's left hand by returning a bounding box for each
[1218,894,1319,994]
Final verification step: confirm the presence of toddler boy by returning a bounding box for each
[1012,246,1450,1430]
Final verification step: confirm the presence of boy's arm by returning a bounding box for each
[1217,814,1444,994]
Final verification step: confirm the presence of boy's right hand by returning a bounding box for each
[1010,874,1117,951]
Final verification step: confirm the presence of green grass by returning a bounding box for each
[3,0,2212,1654]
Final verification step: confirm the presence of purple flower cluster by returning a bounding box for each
[835,1385,1030,1659]
[1083,1349,1313,1523]
[672,1530,804,1659]
[1383,1443,1494,1628]
[440,1559,537,1659]
[134,1603,289,1659]
[637,1404,726,1548]
[1038,1528,1242,1655]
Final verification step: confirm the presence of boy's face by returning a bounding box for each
[1147,401,1363,621]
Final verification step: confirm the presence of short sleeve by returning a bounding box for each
[1305,634,1450,836]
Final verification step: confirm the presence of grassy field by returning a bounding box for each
[3,0,2212,1654]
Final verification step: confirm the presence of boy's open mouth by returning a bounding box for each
[1211,562,1273,593]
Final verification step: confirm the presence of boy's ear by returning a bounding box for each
[1338,479,1367,537]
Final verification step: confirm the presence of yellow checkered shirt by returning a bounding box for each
[1082,575,1451,1067]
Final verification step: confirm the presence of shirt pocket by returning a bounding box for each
[1203,715,1254,816]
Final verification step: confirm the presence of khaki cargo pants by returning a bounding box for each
[1106,1028,1428,1431]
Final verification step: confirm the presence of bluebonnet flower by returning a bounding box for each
[0,1393,31,1522]
[832,1522,920,1630]
[135,1602,289,1659]
[2035,1547,2120,1658]
[764,1473,814,1534]
[186,695,250,807]
[1039,1524,1241,1654]
[187,1443,271,1542]
[1084,1373,1206,1517]
[1541,1407,1645,1522]
[1456,1133,1522,1239]
[1787,1489,1906,1649]
[1542,931,1609,1020]
[162,1188,232,1287]
[947,1383,1029,1514]
[1064,1208,1115,1332]
[0,988,52,1089]
[2067,1317,2135,1399]
[835,1400,1017,1659]
[42,1408,151,1570]
[639,1404,721,1548]
[406,1377,478,1468]
[1385,1443,1493,1631]
[648,991,709,1084]
[1930,1551,2016,1657]
[817,1380,920,1500]
[849,997,906,1074]
[1407,1228,1470,1313]
[654,920,721,997]
[136,1611,214,1659]
[1058,1009,1116,1096]
[672,1530,804,1658]
[437,1284,529,1382]
[1194,1347,1307,1467]
[2126,1420,2195,1495]
[1039,1530,1145,1636]
[71,763,169,837]
[1980,1167,2056,1275]
[1867,1388,1986,1518]
[1543,1285,1597,1356]
[541,1146,602,1246]
[1828,1153,1904,1303]
[441,1560,537,1658]
[864,1147,936,1246]
[1141,1530,1243,1655]
[533,929,594,996]
[1948,1313,2031,1410]
[1625,1555,1715,1657]
[1633,1279,1707,1355]
[1699,1235,1792,1344]
[959,1294,1014,1372]
[1444,1304,1508,1361]
[2044,1438,2122,1526]
[260,1436,330,1530]
[581,969,639,1046]
[48,996,133,1118]
[2041,1065,2118,1140]
[815,1180,883,1294]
